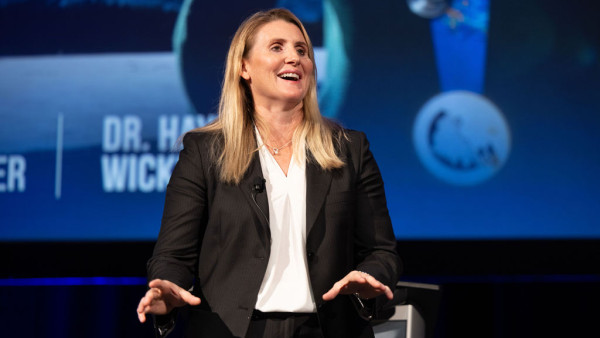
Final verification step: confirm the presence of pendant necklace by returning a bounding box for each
[263,139,292,155]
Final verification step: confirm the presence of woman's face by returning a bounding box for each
[241,20,313,109]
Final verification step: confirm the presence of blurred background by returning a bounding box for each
[1,0,599,337]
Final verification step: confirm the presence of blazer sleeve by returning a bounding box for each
[349,131,402,289]
[147,132,210,290]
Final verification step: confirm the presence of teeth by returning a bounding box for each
[279,73,299,80]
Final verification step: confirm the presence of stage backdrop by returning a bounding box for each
[1,0,599,240]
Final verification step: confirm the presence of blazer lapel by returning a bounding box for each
[239,152,271,248]
[305,159,332,236]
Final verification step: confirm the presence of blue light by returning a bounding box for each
[0,277,147,286]
[402,274,600,285]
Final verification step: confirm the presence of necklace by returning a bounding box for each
[263,139,292,155]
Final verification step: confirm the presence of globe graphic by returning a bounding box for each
[413,90,511,185]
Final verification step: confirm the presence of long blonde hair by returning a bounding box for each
[199,8,345,184]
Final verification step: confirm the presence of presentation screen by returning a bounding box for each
[1,0,598,240]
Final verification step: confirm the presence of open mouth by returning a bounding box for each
[278,72,300,81]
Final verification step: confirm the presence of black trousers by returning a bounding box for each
[245,310,323,338]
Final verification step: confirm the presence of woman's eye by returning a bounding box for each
[297,48,306,56]
[271,45,282,52]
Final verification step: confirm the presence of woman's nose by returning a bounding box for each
[285,52,299,65]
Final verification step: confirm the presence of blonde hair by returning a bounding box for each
[199,8,345,184]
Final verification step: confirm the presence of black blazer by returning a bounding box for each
[147,129,401,337]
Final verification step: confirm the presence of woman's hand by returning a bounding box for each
[322,270,393,301]
[136,279,201,323]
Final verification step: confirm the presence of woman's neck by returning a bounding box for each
[254,102,303,144]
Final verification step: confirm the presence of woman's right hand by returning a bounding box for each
[137,279,202,323]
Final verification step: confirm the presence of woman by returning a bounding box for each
[137,8,401,338]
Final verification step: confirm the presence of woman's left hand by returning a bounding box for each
[322,270,394,301]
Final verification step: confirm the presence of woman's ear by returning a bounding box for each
[240,60,251,81]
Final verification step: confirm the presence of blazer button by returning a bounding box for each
[307,251,314,260]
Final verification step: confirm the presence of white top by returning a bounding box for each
[254,131,316,312]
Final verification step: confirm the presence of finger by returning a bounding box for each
[137,291,158,314]
[384,285,393,299]
[137,298,147,314]
[374,284,392,299]
[360,275,394,299]
[136,286,165,322]
[138,309,147,323]
[322,279,348,301]
[148,279,170,290]
[322,285,340,301]
[150,279,184,301]
[349,271,369,282]
[149,279,182,296]
[149,279,201,306]
[322,287,339,301]
[367,277,383,288]
[178,288,201,305]
[360,272,381,285]
[137,293,156,323]
[142,288,162,307]
[137,290,154,311]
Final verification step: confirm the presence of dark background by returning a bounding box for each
[2,240,599,337]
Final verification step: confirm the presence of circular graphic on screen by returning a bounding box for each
[413,90,511,185]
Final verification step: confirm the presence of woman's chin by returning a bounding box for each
[278,90,307,103]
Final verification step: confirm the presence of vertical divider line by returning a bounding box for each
[55,113,64,200]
